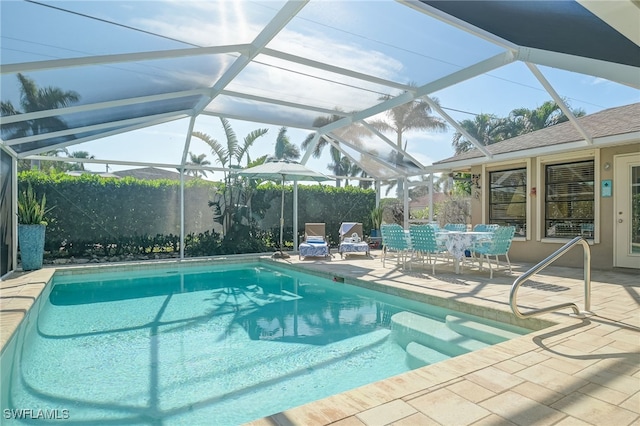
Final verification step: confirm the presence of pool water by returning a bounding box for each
[1,262,530,425]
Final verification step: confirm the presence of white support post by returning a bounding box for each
[375,180,380,207]
[429,173,434,222]
[403,177,409,229]
[293,181,299,251]
[179,116,197,260]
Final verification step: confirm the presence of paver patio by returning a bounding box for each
[1,250,638,425]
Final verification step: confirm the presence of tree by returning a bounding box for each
[451,113,503,155]
[184,152,211,178]
[1,73,80,140]
[301,111,371,159]
[192,118,268,236]
[2,73,81,172]
[326,146,352,188]
[452,100,588,154]
[270,127,300,161]
[508,100,586,133]
[67,151,95,172]
[368,89,447,197]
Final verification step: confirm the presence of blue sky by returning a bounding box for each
[2,0,638,181]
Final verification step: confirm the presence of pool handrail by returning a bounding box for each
[510,236,593,319]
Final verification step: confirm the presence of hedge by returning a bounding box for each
[18,171,375,257]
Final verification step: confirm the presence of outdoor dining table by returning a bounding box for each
[436,230,494,274]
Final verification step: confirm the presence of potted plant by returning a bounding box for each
[17,184,53,271]
[370,206,383,238]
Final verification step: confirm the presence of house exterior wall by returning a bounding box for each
[471,142,640,270]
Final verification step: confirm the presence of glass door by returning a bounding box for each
[0,148,15,277]
[614,153,640,268]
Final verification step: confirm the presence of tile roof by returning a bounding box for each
[435,103,640,165]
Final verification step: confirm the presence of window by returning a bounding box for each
[489,168,526,236]
[545,160,594,238]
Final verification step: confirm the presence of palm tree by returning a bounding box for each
[452,100,588,154]
[270,127,300,161]
[1,73,80,140]
[368,89,447,196]
[326,146,353,188]
[185,152,211,178]
[67,150,95,171]
[451,113,503,155]
[509,100,586,133]
[192,118,268,235]
[301,111,371,159]
[2,73,81,171]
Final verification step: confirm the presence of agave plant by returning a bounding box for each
[17,184,54,225]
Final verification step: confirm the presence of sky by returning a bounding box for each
[2,0,639,184]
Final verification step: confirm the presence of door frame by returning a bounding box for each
[613,152,640,268]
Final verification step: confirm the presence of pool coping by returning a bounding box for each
[1,254,638,425]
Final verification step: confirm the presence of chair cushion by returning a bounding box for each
[306,236,325,243]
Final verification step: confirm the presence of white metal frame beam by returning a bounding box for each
[318,52,515,135]
[190,1,309,116]
[261,48,413,92]
[526,63,593,144]
[6,110,192,146]
[219,89,351,118]
[199,110,317,131]
[16,113,190,157]
[328,132,409,177]
[359,121,427,171]
[0,44,251,75]
[420,95,494,158]
[22,154,232,173]
[516,47,640,89]
[0,89,206,126]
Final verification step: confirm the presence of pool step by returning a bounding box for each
[390,311,487,357]
[405,341,450,369]
[445,314,524,345]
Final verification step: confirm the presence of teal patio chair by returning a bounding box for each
[381,224,409,268]
[408,225,446,274]
[444,223,467,232]
[472,226,516,278]
[473,224,500,232]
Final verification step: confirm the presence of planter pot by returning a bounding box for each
[370,229,380,238]
[18,224,46,271]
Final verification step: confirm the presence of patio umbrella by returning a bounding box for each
[237,160,331,258]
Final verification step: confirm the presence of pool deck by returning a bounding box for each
[1,251,638,425]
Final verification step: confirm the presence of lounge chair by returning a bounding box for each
[298,223,330,260]
[338,222,370,258]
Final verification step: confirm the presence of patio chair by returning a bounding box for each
[381,224,409,268]
[472,226,516,278]
[338,222,370,258]
[473,224,500,232]
[408,225,446,274]
[444,223,467,232]
[299,223,330,260]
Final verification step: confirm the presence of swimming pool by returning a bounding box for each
[1,261,531,425]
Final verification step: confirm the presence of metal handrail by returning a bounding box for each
[510,236,592,319]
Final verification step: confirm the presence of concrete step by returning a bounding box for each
[405,341,450,369]
[390,311,488,357]
[445,314,526,345]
